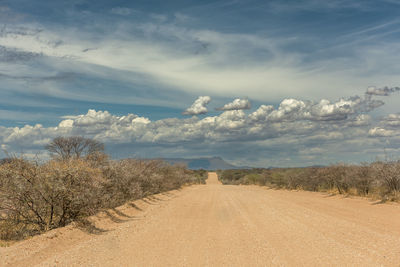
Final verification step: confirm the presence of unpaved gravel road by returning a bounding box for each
[1,172,400,266]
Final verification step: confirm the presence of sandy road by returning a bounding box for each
[1,172,400,266]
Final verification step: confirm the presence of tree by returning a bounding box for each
[45,136,104,160]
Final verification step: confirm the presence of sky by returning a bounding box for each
[1,0,400,167]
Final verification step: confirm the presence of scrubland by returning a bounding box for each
[2,172,400,266]
[0,137,207,242]
[218,162,400,201]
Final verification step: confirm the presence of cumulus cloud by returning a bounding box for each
[368,127,395,137]
[348,114,371,127]
[267,98,307,122]
[0,91,393,152]
[182,96,211,115]
[249,105,274,121]
[366,86,400,96]
[0,89,399,166]
[249,94,382,123]
[382,113,400,127]
[216,98,251,111]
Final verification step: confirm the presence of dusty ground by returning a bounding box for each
[1,172,400,266]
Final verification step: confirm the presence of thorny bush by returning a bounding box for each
[218,161,400,201]
[0,157,206,240]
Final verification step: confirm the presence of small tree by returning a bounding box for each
[45,136,104,160]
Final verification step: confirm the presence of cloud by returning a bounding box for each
[382,113,400,127]
[2,20,400,108]
[249,105,274,121]
[216,98,251,111]
[366,86,400,96]
[182,96,211,115]
[250,94,383,123]
[0,88,394,162]
[368,127,395,137]
[267,98,307,122]
[149,13,168,22]
[0,93,388,147]
[110,7,133,16]
[348,114,371,127]
[0,46,42,62]
[0,90,397,167]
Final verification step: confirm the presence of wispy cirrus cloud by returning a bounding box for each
[1,18,400,106]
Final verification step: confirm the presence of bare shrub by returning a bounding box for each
[348,164,374,196]
[218,161,400,201]
[372,161,400,199]
[101,159,201,208]
[190,169,208,184]
[1,139,204,241]
[45,136,104,160]
[0,158,103,238]
[243,173,263,185]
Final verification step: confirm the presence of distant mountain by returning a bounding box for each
[161,157,246,170]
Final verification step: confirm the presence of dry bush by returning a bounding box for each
[346,164,374,196]
[324,164,351,194]
[219,161,400,201]
[0,137,204,241]
[190,169,208,184]
[372,161,400,200]
[101,159,144,208]
[0,157,203,240]
[0,137,207,242]
[0,158,103,239]
[101,159,203,208]
[46,136,104,160]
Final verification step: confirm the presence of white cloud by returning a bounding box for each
[268,98,307,122]
[382,113,400,127]
[249,94,379,123]
[216,98,251,111]
[1,144,9,150]
[0,114,388,167]
[249,105,274,121]
[309,98,356,120]
[0,89,393,154]
[0,90,399,166]
[2,22,400,106]
[348,114,371,126]
[182,96,211,115]
[58,119,74,128]
[368,127,395,137]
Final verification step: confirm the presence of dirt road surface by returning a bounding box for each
[1,172,400,266]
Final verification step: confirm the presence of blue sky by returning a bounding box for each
[1,0,400,166]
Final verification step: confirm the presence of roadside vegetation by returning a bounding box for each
[218,162,400,202]
[0,136,207,241]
